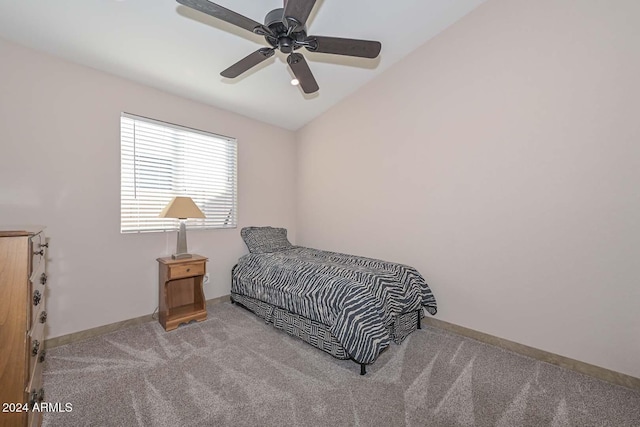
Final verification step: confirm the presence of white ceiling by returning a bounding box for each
[0,0,485,130]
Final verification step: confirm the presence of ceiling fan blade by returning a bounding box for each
[287,53,319,94]
[306,36,381,59]
[221,48,275,78]
[177,0,267,34]
[283,0,316,29]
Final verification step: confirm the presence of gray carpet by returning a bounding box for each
[43,302,640,426]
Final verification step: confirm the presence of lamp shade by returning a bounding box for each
[159,197,205,219]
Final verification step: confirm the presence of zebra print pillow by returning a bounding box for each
[241,226,293,254]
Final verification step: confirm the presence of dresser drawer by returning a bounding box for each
[27,307,46,386]
[26,342,45,395]
[29,285,46,333]
[28,410,43,427]
[26,358,44,427]
[28,291,46,333]
[29,232,46,279]
[167,261,205,279]
[28,262,47,331]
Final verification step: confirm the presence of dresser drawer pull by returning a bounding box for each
[33,249,44,256]
[28,388,45,408]
[40,242,49,248]
[40,311,48,324]
[40,272,48,285]
[186,268,191,272]
[33,290,42,306]
[39,350,47,363]
[32,340,40,357]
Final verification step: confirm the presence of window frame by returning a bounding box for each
[120,112,238,234]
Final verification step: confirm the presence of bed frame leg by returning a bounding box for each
[417,310,422,330]
[360,363,367,376]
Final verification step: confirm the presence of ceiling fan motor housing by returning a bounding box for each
[264,8,306,53]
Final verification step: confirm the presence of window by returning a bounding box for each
[120,113,237,233]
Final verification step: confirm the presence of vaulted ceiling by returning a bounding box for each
[0,0,485,130]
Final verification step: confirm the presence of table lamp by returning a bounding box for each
[159,196,205,259]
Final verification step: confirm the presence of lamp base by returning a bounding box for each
[172,219,192,260]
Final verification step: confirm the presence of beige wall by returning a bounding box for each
[2,0,638,379]
[0,38,296,339]
[296,0,640,378]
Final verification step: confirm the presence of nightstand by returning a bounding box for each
[157,255,208,331]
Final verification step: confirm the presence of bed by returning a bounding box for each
[231,226,437,374]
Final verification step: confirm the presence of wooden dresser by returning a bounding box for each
[0,227,48,427]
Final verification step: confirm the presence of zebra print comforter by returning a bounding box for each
[231,246,437,364]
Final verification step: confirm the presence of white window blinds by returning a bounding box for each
[120,113,237,233]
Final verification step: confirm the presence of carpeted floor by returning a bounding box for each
[42,302,640,426]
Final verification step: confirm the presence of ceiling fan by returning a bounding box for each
[177,0,382,94]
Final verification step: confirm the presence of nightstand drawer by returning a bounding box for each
[168,261,205,279]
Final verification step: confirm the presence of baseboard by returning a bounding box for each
[45,295,231,349]
[422,317,640,391]
[45,297,638,391]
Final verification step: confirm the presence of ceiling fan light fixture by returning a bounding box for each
[291,78,300,86]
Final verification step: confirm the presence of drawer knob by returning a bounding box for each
[33,249,44,256]
[28,388,45,408]
[39,350,47,363]
[32,340,40,357]
[186,268,191,272]
[40,311,48,324]
[40,272,48,285]
[33,290,42,306]
[28,388,45,409]
[29,391,38,409]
